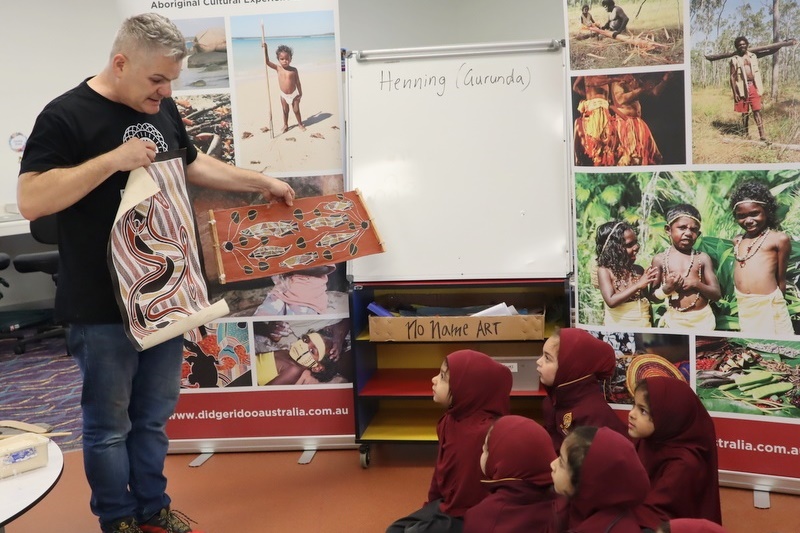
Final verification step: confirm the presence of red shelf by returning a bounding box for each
[360,368,545,397]
[360,369,434,397]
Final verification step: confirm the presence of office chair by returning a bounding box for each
[0,253,12,299]
[0,252,26,344]
[12,214,68,354]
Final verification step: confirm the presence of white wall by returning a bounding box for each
[338,0,565,50]
[0,2,119,211]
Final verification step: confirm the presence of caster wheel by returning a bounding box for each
[359,444,371,468]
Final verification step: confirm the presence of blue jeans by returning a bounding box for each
[69,324,184,525]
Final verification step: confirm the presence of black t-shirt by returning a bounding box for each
[20,79,198,323]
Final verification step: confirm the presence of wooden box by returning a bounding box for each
[368,313,544,342]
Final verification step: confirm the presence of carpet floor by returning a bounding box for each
[0,331,82,452]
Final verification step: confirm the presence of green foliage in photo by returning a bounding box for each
[575,170,800,330]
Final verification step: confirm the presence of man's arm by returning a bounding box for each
[611,80,644,105]
[729,59,740,100]
[613,7,629,37]
[17,137,157,220]
[185,151,295,205]
[572,76,586,96]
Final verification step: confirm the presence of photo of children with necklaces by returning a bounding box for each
[650,204,722,330]
[594,220,659,327]
[729,181,794,334]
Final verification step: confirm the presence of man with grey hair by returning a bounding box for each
[18,12,294,533]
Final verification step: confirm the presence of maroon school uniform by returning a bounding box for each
[634,377,722,528]
[542,328,628,452]
[562,427,649,533]
[463,415,558,533]
[429,350,513,517]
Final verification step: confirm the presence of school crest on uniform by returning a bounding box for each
[560,412,573,434]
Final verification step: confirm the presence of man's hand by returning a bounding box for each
[260,176,295,206]
[113,138,157,172]
[186,152,297,204]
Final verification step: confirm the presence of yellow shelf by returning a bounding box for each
[359,399,544,442]
[360,407,441,441]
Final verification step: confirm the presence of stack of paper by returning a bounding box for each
[470,303,519,317]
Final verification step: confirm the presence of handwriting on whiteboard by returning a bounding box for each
[378,62,531,97]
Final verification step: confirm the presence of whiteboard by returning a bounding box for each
[346,41,571,282]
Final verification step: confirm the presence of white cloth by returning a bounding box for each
[604,299,650,328]
[736,287,794,335]
[281,88,300,105]
[663,303,716,330]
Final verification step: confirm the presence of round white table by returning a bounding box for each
[0,440,64,532]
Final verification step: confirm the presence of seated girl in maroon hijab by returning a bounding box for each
[387,350,512,533]
[550,426,649,532]
[463,415,558,533]
[537,328,629,452]
[628,376,722,529]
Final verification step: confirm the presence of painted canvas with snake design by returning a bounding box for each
[108,151,229,351]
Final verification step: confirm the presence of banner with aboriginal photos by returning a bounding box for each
[117,0,350,393]
[112,0,357,444]
[565,0,800,476]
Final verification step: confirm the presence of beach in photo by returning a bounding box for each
[172,17,230,91]
[230,12,342,175]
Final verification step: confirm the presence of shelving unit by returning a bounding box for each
[349,279,569,467]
